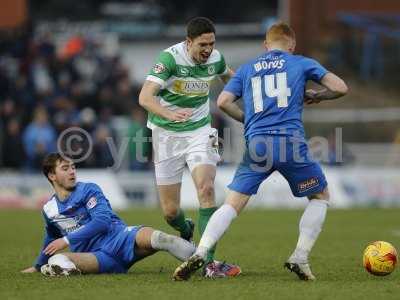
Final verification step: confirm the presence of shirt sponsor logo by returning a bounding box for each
[152,63,166,74]
[86,197,97,209]
[298,177,319,193]
[54,215,82,233]
[172,80,210,95]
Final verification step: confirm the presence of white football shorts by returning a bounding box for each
[151,125,221,185]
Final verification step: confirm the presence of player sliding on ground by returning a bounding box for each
[21,153,196,276]
[139,17,240,278]
[173,22,348,281]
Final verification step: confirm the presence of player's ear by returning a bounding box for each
[263,40,269,51]
[48,171,56,183]
[186,37,193,47]
[288,40,296,53]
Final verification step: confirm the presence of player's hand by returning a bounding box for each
[43,238,68,256]
[304,89,321,105]
[166,108,192,122]
[21,266,38,273]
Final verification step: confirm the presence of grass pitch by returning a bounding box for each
[1,208,400,300]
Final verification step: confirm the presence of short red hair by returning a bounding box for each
[266,22,296,48]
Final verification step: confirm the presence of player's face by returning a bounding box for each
[51,159,77,190]
[187,33,215,64]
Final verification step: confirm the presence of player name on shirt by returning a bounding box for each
[254,59,285,72]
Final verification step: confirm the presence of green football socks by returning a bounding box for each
[167,209,192,240]
[198,207,218,264]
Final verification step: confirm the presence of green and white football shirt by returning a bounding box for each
[146,41,228,132]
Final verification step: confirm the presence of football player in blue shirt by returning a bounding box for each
[21,152,196,276]
[173,22,348,281]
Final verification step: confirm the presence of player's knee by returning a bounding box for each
[136,227,155,248]
[308,187,330,201]
[197,181,214,201]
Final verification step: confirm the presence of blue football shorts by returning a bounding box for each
[93,225,145,274]
[228,135,327,197]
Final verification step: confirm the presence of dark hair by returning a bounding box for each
[42,152,71,183]
[187,17,215,39]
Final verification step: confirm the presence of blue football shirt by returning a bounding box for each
[35,182,127,268]
[224,50,328,139]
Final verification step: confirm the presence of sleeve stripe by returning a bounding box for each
[146,75,166,88]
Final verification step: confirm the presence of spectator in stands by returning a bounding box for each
[113,77,135,115]
[127,107,151,170]
[31,56,54,98]
[1,118,25,169]
[0,97,18,126]
[79,107,97,135]
[10,75,35,117]
[22,106,56,170]
[92,124,115,168]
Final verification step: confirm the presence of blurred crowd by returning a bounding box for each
[0,31,229,172]
[0,32,151,171]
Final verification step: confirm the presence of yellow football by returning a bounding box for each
[363,241,397,276]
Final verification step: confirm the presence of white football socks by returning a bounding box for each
[150,230,195,261]
[195,204,238,259]
[48,254,77,270]
[290,199,329,263]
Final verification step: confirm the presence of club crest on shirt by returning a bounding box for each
[207,65,215,75]
[152,63,166,74]
[179,67,189,76]
[86,197,97,209]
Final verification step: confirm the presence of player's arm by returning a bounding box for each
[217,91,244,123]
[306,73,348,104]
[217,52,234,84]
[22,212,62,272]
[62,184,113,246]
[139,51,192,122]
[139,81,191,122]
[219,67,235,84]
[217,65,244,123]
[303,58,348,104]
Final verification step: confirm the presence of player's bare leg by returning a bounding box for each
[285,187,330,281]
[41,252,98,276]
[158,183,194,241]
[173,190,248,281]
[191,164,216,210]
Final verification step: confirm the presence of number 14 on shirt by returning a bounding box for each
[251,72,291,112]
